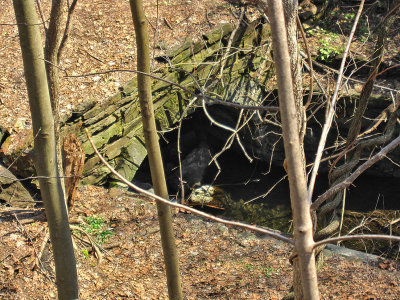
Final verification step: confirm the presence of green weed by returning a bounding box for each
[81,248,90,259]
[262,266,281,278]
[318,39,343,62]
[244,263,254,272]
[79,216,113,244]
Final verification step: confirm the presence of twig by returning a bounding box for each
[13,213,51,279]
[301,51,400,94]
[35,230,50,271]
[359,98,398,138]
[201,97,236,133]
[208,108,255,165]
[177,96,199,203]
[163,18,173,30]
[80,48,106,64]
[244,174,287,204]
[218,8,245,87]
[84,129,294,245]
[337,189,346,245]
[34,0,47,33]
[0,173,83,183]
[373,2,400,33]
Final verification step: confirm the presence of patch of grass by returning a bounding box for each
[244,263,281,278]
[317,39,343,62]
[305,27,344,62]
[77,216,114,244]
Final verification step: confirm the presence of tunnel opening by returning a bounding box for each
[132,106,400,258]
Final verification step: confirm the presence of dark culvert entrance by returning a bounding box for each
[132,106,400,258]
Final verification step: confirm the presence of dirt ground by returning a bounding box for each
[1,0,400,299]
[1,186,400,299]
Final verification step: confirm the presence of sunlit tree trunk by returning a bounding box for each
[267,1,320,299]
[45,0,68,200]
[282,2,307,297]
[251,1,312,298]
[129,0,183,299]
[12,0,78,299]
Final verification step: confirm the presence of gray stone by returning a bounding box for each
[0,164,35,208]
[324,244,381,263]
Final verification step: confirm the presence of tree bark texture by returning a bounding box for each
[282,2,307,298]
[12,0,78,299]
[129,0,183,299]
[283,0,305,141]
[45,0,66,116]
[267,1,320,299]
[45,0,68,199]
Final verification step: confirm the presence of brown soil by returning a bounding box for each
[1,1,400,299]
[1,186,400,299]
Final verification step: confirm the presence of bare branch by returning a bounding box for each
[313,234,400,249]
[308,0,366,203]
[297,15,313,109]
[303,53,400,94]
[34,0,47,32]
[311,134,400,211]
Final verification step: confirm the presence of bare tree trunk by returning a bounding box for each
[129,1,183,299]
[283,0,305,141]
[267,1,320,299]
[12,0,78,299]
[282,3,307,296]
[282,3,307,298]
[252,1,309,298]
[45,0,66,116]
[45,0,68,200]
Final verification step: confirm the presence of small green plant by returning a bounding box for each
[262,266,281,278]
[244,263,254,272]
[317,36,343,62]
[263,266,272,277]
[81,248,90,259]
[79,216,113,244]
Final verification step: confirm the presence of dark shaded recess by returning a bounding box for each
[133,105,235,195]
[0,125,10,146]
[133,104,400,212]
